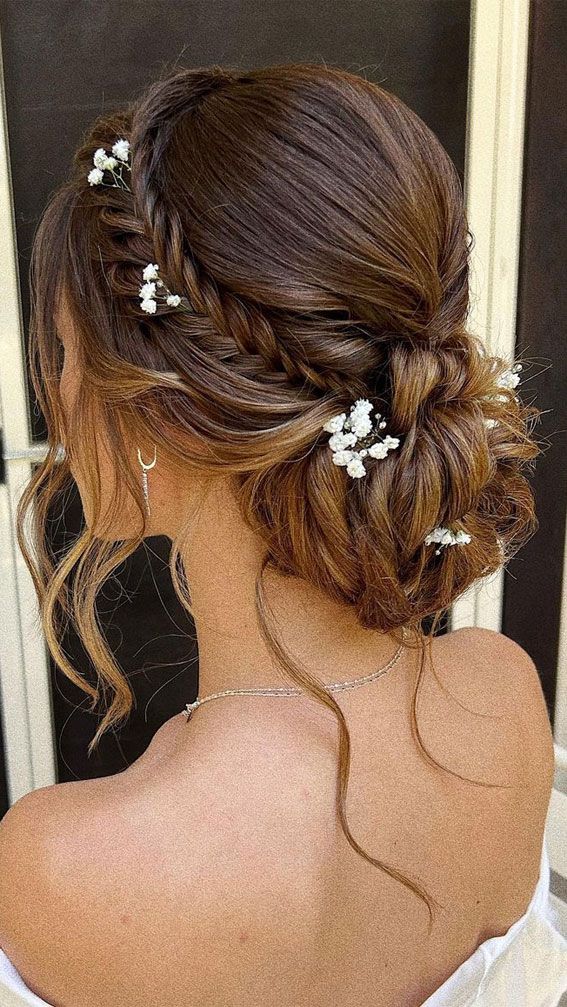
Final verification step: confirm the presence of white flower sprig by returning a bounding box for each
[323,398,400,478]
[139,263,184,314]
[424,526,472,555]
[485,361,523,429]
[87,138,131,190]
[496,362,523,390]
[87,147,188,318]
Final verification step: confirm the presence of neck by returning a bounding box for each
[174,478,403,706]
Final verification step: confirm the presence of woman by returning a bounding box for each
[0,62,566,1007]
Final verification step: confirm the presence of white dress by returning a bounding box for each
[0,827,566,1007]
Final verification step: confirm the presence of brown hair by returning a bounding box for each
[17,62,541,932]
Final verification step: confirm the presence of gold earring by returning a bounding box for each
[137,445,157,515]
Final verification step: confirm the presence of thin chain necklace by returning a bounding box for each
[183,627,408,722]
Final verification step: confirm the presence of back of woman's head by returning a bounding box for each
[18,62,541,929]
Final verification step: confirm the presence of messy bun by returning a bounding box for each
[18,62,541,932]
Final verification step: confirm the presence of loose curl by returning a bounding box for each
[17,62,542,934]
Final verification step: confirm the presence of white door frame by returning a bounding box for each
[0,27,56,802]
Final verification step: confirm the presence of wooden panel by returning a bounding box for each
[502,0,567,721]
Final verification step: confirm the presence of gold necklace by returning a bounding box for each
[183,627,408,722]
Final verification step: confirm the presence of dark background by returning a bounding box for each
[502,1,567,726]
[1,1,563,803]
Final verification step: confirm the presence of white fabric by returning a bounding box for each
[0,829,566,1006]
[421,827,567,1006]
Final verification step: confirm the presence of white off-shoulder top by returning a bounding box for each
[0,828,566,1007]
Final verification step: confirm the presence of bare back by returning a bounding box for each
[11,627,555,1007]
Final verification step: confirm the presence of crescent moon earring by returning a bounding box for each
[137,445,157,516]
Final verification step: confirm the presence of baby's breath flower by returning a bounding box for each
[367,435,400,459]
[484,361,523,429]
[112,138,130,162]
[88,167,104,186]
[349,414,373,438]
[497,363,522,389]
[323,412,346,434]
[87,140,131,190]
[328,430,357,452]
[143,263,160,282]
[138,263,187,316]
[323,399,400,479]
[93,148,108,169]
[139,281,157,300]
[331,449,356,467]
[346,457,366,478]
[424,526,472,555]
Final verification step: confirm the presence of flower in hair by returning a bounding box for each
[87,138,131,189]
[86,146,189,314]
[323,398,400,478]
[138,263,187,314]
[485,361,523,429]
[497,362,522,390]
[424,526,472,555]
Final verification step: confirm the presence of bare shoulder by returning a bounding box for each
[0,783,69,997]
[0,781,71,918]
[0,779,88,895]
[427,627,556,930]
[446,626,552,727]
[0,776,127,1000]
[436,625,555,797]
[0,757,314,1005]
